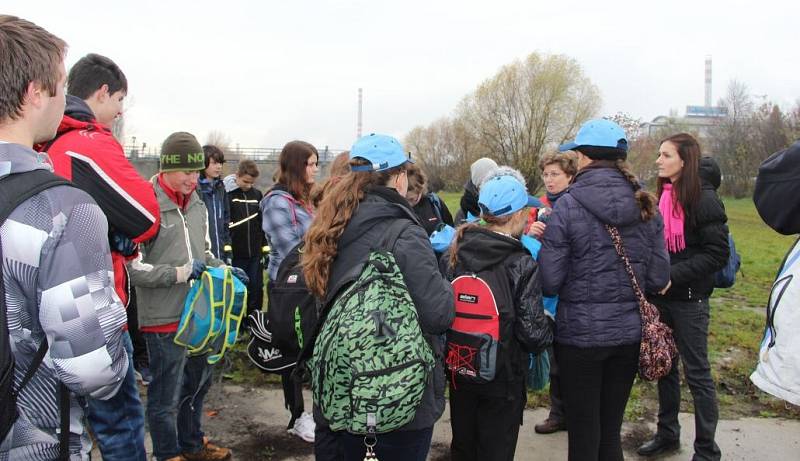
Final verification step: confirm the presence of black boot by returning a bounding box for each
[637,436,680,457]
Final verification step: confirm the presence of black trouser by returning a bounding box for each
[654,297,721,461]
[547,345,565,422]
[557,343,639,461]
[314,424,433,461]
[449,380,527,461]
[125,287,149,369]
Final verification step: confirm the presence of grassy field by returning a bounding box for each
[224,193,799,420]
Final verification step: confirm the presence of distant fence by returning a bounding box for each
[123,145,346,163]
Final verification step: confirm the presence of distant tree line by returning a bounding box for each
[406,52,799,198]
[404,52,601,193]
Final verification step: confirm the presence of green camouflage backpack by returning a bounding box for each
[309,219,435,435]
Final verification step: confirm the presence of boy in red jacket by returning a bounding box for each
[37,53,159,461]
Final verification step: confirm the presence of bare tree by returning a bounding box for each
[459,53,601,191]
[205,130,234,156]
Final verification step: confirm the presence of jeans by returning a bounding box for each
[232,256,264,318]
[178,354,214,454]
[557,342,639,461]
[86,331,147,461]
[314,425,434,461]
[654,298,721,461]
[547,345,565,422]
[449,381,527,461]
[144,332,188,461]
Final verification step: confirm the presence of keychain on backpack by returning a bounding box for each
[363,436,379,461]
[363,414,380,461]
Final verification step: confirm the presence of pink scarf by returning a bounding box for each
[659,183,685,253]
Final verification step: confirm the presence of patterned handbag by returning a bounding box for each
[606,225,677,381]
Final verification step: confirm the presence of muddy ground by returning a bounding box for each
[189,383,800,461]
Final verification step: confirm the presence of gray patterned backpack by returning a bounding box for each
[309,219,435,435]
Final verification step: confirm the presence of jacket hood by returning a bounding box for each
[54,96,110,137]
[64,95,95,122]
[0,142,53,179]
[338,187,420,249]
[569,167,641,227]
[459,180,480,216]
[699,156,722,190]
[223,174,238,192]
[454,227,522,273]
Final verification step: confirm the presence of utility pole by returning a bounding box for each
[357,88,363,139]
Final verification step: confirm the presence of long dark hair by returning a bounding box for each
[657,133,702,223]
[576,151,658,222]
[277,140,318,204]
[301,158,407,297]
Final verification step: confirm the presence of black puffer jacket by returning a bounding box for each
[442,227,553,393]
[656,157,730,301]
[316,185,455,431]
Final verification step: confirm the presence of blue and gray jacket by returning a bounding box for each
[197,175,231,259]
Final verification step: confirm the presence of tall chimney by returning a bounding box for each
[357,88,363,139]
[705,55,712,108]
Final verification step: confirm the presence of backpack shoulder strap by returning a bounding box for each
[0,169,71,448]
[428,193,443,222]
[379,218,413,253]
[0,169,71,223]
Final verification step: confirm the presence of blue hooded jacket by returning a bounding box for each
[539,166,670,348]
[198,175,231,259]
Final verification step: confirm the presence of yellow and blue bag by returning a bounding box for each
[175,266,248,364]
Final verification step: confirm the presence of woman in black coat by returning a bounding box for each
[637,133,729,461]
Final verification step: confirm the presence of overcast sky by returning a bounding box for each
[6,0,798,151]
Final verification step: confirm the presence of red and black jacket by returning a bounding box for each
[37,96,160,306]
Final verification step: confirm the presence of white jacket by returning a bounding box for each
[751,237,800,405]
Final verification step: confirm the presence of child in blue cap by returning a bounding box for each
[441,170,553,461]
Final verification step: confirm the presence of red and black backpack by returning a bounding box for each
[446,264,516,386]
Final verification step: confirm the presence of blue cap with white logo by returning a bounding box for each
[559,119,628,153]
[350,133,414,172]
[478,174,541,217]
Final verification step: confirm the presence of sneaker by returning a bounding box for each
[287,412,315,443]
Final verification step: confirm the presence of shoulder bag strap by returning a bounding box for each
[604,224,648,304]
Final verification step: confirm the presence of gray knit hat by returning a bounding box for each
[470,157,498,188]
[160,132,205,172]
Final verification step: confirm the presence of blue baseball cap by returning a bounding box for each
[478,174,540,217]
[350,133,414,172]
[559,119,628,152]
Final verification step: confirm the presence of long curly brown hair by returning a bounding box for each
[301,158,407,298]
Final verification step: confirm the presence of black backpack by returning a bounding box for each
[266,242,318,355]
[446,256,521,386]
[1,169,72,458]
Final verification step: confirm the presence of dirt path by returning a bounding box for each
[184,384,800,460]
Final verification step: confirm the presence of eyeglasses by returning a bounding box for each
[542,172,564,179]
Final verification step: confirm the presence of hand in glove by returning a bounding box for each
[189,259,207,280]
[177,259,207,283]
[230,266,250,285]
[111,233,137,257]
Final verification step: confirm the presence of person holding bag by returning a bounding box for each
[540,119,670,461]
[637,134,729,461]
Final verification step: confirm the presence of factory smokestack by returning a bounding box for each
[705,55,712,108]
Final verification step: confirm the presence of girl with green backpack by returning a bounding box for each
[301,133,455,461]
